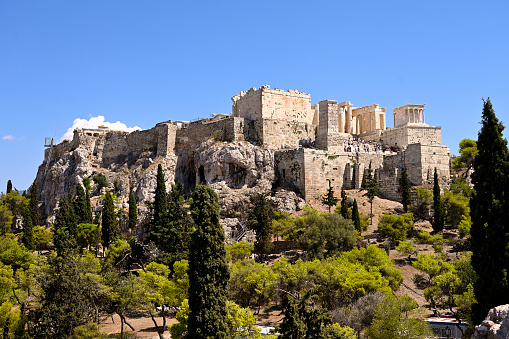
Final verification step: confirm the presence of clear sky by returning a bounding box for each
[1,0,508,191]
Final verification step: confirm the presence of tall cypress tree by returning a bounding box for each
[188,185,229,338]
[21,207,35,251]
[352,199,361,232]
[432,168,444,233]
[6,180,12,194]
[340,187,349,219]
[74,184,92,224]
[152,164,168,237]
[399,167,411,213]
[54,195,78,252]
[128,193,137,230]
[248,193,274,263]
[85,189,92,223]
[101,191,119,249]
[28,182,41,226]
[470,98,509,324]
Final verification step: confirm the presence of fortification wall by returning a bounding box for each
[232,85,313,124]
[299,150,384,201]
[377,143,450,200]
[274,148,306,196]
[254,119,316,148]
[176,117,245,151]
[261,88,313,124]
[155,123,178,157]
[381,126,442,149]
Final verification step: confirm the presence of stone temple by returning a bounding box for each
[37,85,450,222]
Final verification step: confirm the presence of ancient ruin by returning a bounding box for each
[35,85,450,229]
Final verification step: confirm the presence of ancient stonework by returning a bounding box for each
[35,85,450,238]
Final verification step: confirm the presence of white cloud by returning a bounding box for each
[60,116,142,141]
[2,135,16,140]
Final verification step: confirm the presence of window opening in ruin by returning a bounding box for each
[198,166,205,185]
[282,169,286,179]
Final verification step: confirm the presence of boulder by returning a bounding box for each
[471,304,509,339]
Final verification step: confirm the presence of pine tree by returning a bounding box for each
[128,193,137,230]
[21,207,35,251]
[248,193,274,263]
[352,199,361,232]
[362,162,379,225]
[188,185,229,338]
[74,184,92,224]
[28,182,41,226]
[101,191,119,249]
[321,180,338,213]
[470,98,509,324]
[340,187,349,219]
[399,167,411,213]
[6,180,12,194]
[432,168,444,233]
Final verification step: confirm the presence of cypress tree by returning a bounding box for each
[101,191,119,249]
[54,195,79,252]
[21,207,35,251]
[432,168,444,233]
[6,180,12,194]
[128,193,137,230]
[28,182,41,226]
[152,164,168,237]
[188,185,229,338]
[74,184,92,224]
[470,98,509,324]
[85,189,92,223]
[164,184,193,262]
[340,187,349,219]
[248,193,274,263]
[399,167,411,213]
[352,199,361,232]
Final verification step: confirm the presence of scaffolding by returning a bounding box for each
[44,138,54,147]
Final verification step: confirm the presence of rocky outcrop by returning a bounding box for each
[35,135,304,235]
[471,304,509,339]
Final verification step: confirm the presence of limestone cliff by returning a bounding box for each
[34,128,304,232]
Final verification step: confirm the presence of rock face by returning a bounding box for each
[471,304,509,339]
[35,134,304,239]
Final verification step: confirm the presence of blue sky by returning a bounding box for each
[1,0,508,191]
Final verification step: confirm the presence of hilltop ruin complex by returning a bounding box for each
[36,85,450,227]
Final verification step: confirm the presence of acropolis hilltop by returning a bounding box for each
[36,85,450,224]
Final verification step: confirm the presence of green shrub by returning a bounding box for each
[93,173,108,190]
[378,213,413,242]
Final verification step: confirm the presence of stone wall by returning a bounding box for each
[381,126,442,149]
[175,117,245,152]
[254,119,316,148]
[276,149,385,201]
[231,85,314,125]
[274,148,306,196]
[377,143,450,200]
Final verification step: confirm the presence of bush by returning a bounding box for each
[458,215,471,238]
[412,188,432,221]
[442,189,470,228]
[378,213,413,242]
[92,173,108,190]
